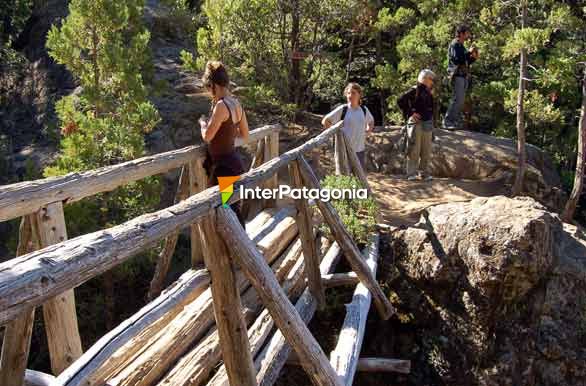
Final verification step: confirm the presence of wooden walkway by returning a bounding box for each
[0,122,408,386]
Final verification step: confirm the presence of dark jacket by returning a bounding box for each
[447,38,476,78]
[397,83,434,122]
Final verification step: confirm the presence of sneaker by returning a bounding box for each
[407,175,418,181]
[423,174,433,181]
[442,122,458,130]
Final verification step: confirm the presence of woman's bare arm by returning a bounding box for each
[200,101,229,143]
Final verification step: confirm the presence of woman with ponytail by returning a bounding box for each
[200,61,249,224]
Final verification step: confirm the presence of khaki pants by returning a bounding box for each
[406,122,433,176]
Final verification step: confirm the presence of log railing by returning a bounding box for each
[0,120,400,386]
[0,124,280,386]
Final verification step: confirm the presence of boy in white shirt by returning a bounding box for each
[322,83,375,169]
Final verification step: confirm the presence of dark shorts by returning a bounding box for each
[204,151,246,226]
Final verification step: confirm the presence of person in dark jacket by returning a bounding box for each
[397,69,436,181]
[443,24,479,130]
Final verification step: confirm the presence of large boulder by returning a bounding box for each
[390,196,586,385]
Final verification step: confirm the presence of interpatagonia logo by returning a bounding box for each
[218,176,240,207]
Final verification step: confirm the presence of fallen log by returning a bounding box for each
[321,272,359,288]
[330,233,380,386]
[254,242,342,386]
[60,214,298,386]
[287,356,410,374]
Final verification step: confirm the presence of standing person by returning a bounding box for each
[199,61,249,224]
[397,69,436,181]
[443,24,479,130]
[322,82,375,170]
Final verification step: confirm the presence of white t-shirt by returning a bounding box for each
[324,104,374,152]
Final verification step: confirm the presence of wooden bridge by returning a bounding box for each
[0,122,409,386]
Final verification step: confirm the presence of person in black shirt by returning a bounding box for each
[443,25,479,130]
[397,69,436,181]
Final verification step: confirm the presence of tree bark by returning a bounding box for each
[562,67,586,222]
[512,0,528,196]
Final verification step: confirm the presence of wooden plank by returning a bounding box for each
[89,216,298,386]
[289,161,325,309]
[24,370,61,386]
[200,211,257,386]
[352,358,410,374]
[57,269,209,386]
[0,125,280,223]
[334,131,350,175]
[255,242,342,386]
[158,244,306,386]
[189,158,208,266]
[287,356,411,374]
[0,122,341,325]
[0,215,37,386]
[216,206,343,386]
[330,234,379,385]
[297,156,394,321]
[322,272,359,288]
[34,201,83,375]
[340,132,371,195]
[148,165,192,299]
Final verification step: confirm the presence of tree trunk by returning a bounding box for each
[512,0,528,196]
[562,68,586,222]
[289,0,301,106]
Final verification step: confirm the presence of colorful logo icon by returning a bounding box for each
[218,176,240,207]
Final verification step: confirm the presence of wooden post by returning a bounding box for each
[148,166,191,299]
[340,132,371,195]
[189,158,208,266]
[297,156,394,320]
[243,139,266,219]
[263,132,280,208]
[200,211,257,386]
[334,131,350,175]
[330,233,380,385]
[35,202,83,374]
[216,206,344,386]
[311,147,321,177]
[289,161,325,309]
[322,272,359,288]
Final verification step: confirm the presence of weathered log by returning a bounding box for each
[263,131,280,208]
[199,212,257,386]
[0,215,37,386]
[330,234,380,385]
[0,125,280,223]
[334,131,350,175]
[297,156,394,320]
[0,122,341,325]
[321,272,359,288]
[88,216,299,386]
[24,370,61,386]
[256,214,298,261]
[216,207,343,386]
[58,269,209,386]
[289,160,325,309]
[249,206,296,243]
[158,243,306,386]
[287,356,411,374]
[148,165,191,299]
[255,242,342,386]
[352,358,410,374]
[189,158,208,266]
[242,139,266,219]
[340,132,372,196]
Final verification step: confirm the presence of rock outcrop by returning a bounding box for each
[367,129,566,211]
[389,196,586,385]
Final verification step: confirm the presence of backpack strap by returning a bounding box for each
[341,105,348,122]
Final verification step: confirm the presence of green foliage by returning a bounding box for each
[0,0,32,65]
[45,0,161,228]
[320,174,377,245]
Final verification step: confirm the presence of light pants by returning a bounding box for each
[444,76,468,127]
[406,120,433,177]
